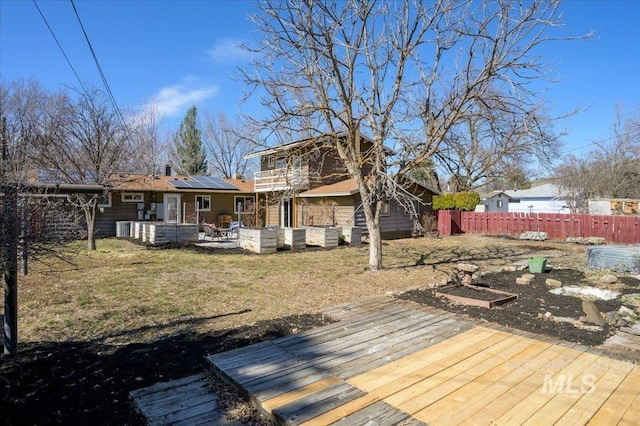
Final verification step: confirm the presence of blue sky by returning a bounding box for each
[1,0,639,159]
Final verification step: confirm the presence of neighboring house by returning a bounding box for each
[589,199,640,216]
[96,167,255,237]
[247,132,436,238]
[479,184,569,214]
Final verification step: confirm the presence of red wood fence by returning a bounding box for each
[437,211,640,244]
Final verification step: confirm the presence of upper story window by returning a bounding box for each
[121,192,144,203]
[196,195,211,211]
[497,200,504,208]
[267,155,275,168]
[276,157,286,169]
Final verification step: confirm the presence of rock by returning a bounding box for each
[566,237,606,245]
[620,293,640,308]
[516,277,532,285]
[600,274,618,284]
[519,231,549,241]
[579,315,587,323]
[605,311,617,320]
[545,278,563,288]
[504,265,518,272]
[617,319,628,327]
[619,306,636,318]
[456,263,479,273]
[537,312,544,319]
[544,311,553,319]
[582,300,606,326]
[521,273,535,280]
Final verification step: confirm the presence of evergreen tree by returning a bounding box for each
[170,105,207,175]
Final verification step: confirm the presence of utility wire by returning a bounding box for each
[32,0,89,95]
[69,0,128,130]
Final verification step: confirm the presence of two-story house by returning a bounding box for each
[247,132,436,238]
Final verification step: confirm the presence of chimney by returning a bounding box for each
[165,164,172,176]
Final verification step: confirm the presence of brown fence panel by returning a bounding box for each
[437,210,452,236]
[455,212,640,244]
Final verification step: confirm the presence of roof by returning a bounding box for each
[109,174,254,193]
[298,177,437,198]
[298,179,361,198]
[482,184,562,200]
[244,131,382,159]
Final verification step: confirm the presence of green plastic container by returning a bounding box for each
[528,257,547,273]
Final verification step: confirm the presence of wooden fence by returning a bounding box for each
[437,211,640,244]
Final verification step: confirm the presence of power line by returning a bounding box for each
[32,0,89,95]
[69,0,128,128]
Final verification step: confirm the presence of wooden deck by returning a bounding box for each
[130,373,244,425]
[208,297,640,425]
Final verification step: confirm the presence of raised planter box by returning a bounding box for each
[340,226,362,246]
[435,285,518,309]
[239,228,277,254]
[304,226,340,248]
[284,228,306,250]
[132,221,144,239]
[147,223,198,245]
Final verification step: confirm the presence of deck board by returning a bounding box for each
[130,373,241,425]
[207,297,640,425]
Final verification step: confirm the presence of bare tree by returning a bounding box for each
[201,111,255,178]
[555,104,640,210]
[32,87,130,250]
[128,102,169,176]
[243,0,585,270]
[434,101,563,191]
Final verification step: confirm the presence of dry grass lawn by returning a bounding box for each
[14,234,588,344]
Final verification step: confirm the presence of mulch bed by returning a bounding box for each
[0,314,332,425]
[399,268,640,346]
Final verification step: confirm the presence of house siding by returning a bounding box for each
[96,190,255,236]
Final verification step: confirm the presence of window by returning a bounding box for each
[97,193,112,208]
[234,196,255,214]
[497,200,504,208]
[267,155,275,167]
[121,192,144,203]
[276,157,286,169]
[196,195,211,211]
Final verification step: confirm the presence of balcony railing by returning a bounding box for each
[254,165,310,192]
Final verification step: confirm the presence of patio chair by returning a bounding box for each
[203,223,225,241]
[228,221,244,238]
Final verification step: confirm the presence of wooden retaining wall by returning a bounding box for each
[340,226,362,246]
[304,226,340,248]
[130,221,199,245]
[276,228,307,250]
[239,228,277,254]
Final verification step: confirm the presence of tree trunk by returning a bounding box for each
[367,218,383,271]
[84,200,97,251]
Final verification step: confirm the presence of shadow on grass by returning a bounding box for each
[0,312,333,425]
[88,309,253,343]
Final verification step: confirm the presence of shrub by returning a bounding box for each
[433,191,480,211]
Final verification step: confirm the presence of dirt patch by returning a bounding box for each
[0,314,331,425]
[399,269,640,346]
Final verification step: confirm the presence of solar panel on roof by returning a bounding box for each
[168,176,238,190]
